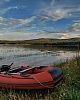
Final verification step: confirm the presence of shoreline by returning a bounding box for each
[0,38,80,49]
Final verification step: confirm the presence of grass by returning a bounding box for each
[0,57,80,100]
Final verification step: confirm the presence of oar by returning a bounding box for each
[19,66,36,74]
[8,66,37,75]
[19,65,47,74]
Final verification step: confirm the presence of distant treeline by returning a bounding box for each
[0,38,80,48]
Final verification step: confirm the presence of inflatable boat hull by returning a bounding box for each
[0,66,63,89]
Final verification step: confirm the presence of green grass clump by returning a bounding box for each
[0,57,80,100]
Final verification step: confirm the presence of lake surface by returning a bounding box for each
[0,45,79,68]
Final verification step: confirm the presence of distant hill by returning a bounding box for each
[0,38,80,48]
[24,37,80,43]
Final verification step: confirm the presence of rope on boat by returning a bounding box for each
[31,75,54,88]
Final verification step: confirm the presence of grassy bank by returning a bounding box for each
[0,57,80,100]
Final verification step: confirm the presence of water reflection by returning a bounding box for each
[0,45,79,67]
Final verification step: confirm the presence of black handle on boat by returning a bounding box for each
[8,63,13,67]
[0,63,14,72]
[1,63,13,68]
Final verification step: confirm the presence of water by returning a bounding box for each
[0,45,79,68]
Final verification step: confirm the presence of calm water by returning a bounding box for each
[0,45,79,68]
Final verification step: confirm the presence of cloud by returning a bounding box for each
[59,33,70,39]
[0,6,19,15]
[0,32,47,40]
[17,16,36,26]
[38,0,80,21]
[0,0,80,40]
[38,0,69,21]
[0,31,59,40]
[0,0,10,5]
[0,16,36,33]
[0,16,4,21]
[0,31,79,40]
[41,9,71,21]
[0,30,79,40]
[0,31,38,40]
[0,33,3,36]
[0,5,26,16]
[69,22,80,32]
[4,0,10,2]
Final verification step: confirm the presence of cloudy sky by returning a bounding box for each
[0,0,80,40]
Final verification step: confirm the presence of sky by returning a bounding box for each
[0,0,80,40]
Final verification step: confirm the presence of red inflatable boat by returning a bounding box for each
[0,64,63,89]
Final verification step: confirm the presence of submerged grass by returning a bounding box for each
[0,57,80,100]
